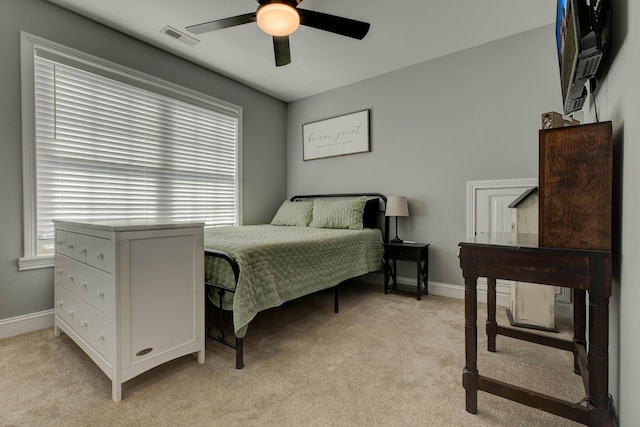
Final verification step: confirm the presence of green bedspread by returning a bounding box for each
[204,224,384,338]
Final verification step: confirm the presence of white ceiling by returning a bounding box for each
[48,0,555,102]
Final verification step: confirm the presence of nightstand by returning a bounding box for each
[384,242,430,300]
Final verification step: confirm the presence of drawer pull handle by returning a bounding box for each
[97,332,105,342]
[56,300,63,307]
[68,244,74,250]
[136,348,153,357]
[67,274,74,282]
[80,246,87,254]
[81,320,88,327]
[97,290,105,299]
[81,281,88,289]
[67,309,74,317]
[56,268,62,276]
[96,251,104,260]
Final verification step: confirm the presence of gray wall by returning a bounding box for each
[287,26,561,286]
[0,0,287,320]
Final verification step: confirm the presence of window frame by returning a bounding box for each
[19,32,243,270]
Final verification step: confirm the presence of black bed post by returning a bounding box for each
[217,289,226,340]
[236,338,243,369]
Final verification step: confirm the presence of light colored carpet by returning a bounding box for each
[1,281,585,426]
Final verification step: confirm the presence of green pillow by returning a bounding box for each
[309,196,366,230]
[270,200,313,226]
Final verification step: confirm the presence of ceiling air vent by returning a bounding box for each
[160,26,200,47]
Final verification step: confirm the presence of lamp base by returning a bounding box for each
[390,216,403,244]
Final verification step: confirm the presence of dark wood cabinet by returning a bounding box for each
[538,121,612,250]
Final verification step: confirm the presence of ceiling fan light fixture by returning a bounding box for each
[257,2,300,36]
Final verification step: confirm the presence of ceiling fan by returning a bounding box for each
[186,0,370,67]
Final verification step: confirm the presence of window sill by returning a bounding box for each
[18,255,54,271]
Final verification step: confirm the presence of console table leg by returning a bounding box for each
[573,289,586,375]
[588,294,611,426]
[486,277,497,352]
[463,275,479,414]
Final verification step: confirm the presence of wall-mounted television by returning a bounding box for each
[555,0,611,115]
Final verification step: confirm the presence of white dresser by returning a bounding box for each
[53,220,205,402]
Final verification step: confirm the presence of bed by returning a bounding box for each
[204,193,388,368]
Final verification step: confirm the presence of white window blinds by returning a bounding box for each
[33,55,239,256]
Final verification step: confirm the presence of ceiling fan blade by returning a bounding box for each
[186,13,256,35]
[273,36,291,67]
[298,9,370,40]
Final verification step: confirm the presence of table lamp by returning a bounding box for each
[385,196,409,243]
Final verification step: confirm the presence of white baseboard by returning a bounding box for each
[391,276,513,307]
[363,273,571,319]
[0,309,54,340]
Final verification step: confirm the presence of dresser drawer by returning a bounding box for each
[385,246,416,261]
[85,235,114,273]
[390,248,411,260]
[55,285,115,363]
[55,230,114,273]
[55,230,88,263]
[54,254,115,318]
[385,243,429,262]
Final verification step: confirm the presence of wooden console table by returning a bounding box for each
[458,232,612,426]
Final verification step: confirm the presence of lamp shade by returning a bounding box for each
[385,196,409,217]
[257,2,300,36]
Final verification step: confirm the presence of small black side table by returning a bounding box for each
[384,242,430,300]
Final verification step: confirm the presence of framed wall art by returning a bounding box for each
[302,109,370,161]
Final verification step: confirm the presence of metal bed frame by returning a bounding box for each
[204,193,389,369]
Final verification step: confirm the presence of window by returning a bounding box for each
[19,33,242,270]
